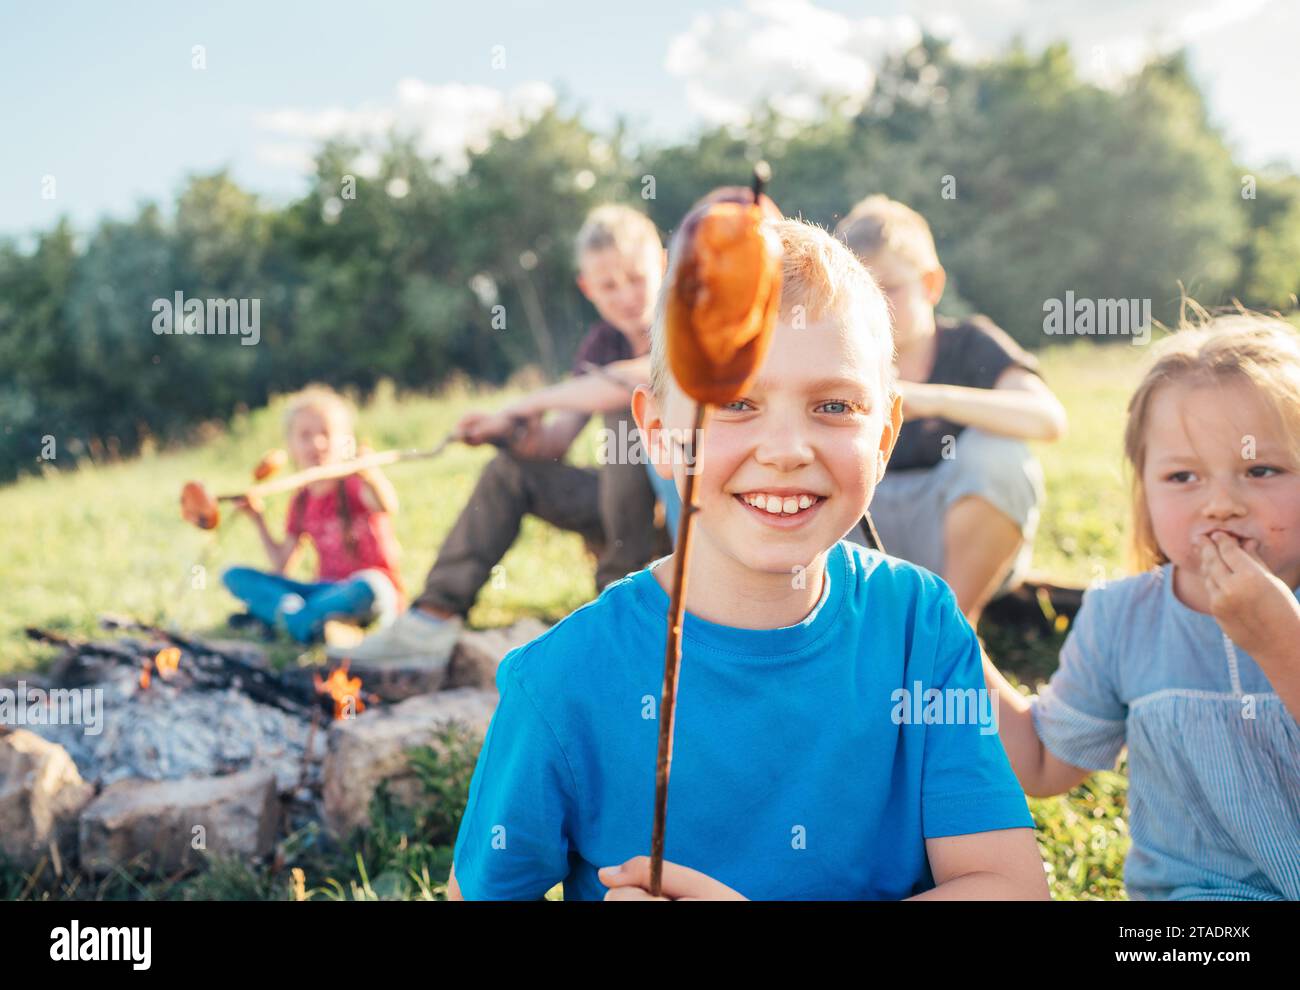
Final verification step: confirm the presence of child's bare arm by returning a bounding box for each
[901,367,1067,442]
[358,468,399,515]
[982,650,1092,797]
[505,356,650,418]
[445,863,464,901]
[234,496,301,573]
[909,828,1050,900]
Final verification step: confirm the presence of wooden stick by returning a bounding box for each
[218,436,456,501]
[647,162,778,896]
[649,401,710,897]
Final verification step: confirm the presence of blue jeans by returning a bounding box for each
[221,566,398,644]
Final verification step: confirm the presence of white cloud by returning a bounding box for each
[906,0,1282,82]
[902,0,1299,165]
[253,79,556,175]
[665,0,1293,129]
[664,0,923,126]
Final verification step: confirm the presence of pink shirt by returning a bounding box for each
[286,473,405,601]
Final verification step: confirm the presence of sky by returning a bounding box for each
[3,0,1298,241]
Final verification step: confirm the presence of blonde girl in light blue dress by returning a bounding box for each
[985,313,1300,899]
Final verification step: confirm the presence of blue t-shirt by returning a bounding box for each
[452,540,1033,900]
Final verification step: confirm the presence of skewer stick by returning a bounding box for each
[649,402,710,896]
[216,436,455,502]
[648,160,780,896]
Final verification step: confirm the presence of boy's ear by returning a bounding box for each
[631,384,673,482]
[576,272,594,304]
[921,266,946,307]
[876,391,904,480]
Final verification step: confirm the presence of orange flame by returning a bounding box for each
[139,647,182,690]
[313,661,365,720]
[155,647,181,680]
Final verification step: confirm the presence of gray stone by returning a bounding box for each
[0,729,94,870]
[78,767,279,875]
[445,619,549,690]
[322,688,498,837]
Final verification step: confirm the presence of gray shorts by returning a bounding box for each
[850,428,1044,592]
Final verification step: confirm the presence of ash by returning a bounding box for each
[31,666,311,792]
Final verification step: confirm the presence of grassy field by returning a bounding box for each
[0,340,1149,899]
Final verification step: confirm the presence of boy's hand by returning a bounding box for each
[454,409,532,448]
[599,856,748,901]
[1198,531,1300,663]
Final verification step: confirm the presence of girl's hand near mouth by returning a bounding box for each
[1197,532,1300,704]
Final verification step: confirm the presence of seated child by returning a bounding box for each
[984,313,1300,900]
[333,203,669,668]
[835,196,1067,624]
[447,218,1047,900]
[222,385,404,644]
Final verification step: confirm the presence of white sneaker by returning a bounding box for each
[325,609,463,664]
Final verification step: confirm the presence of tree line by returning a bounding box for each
[2,38,1297,481]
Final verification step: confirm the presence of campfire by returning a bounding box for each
[23,620,375,791]
[3,613,512,879]
[138,646,181,690]
[314,662,365,720]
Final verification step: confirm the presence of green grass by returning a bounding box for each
[1,376,605,675]
[0,340,1151,899]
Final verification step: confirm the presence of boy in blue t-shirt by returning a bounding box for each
[448,218,1047,900]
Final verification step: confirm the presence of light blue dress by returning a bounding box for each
[1031,564,1300,900]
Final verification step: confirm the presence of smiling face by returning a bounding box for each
[1140,377,1300,601]
[637,312,901,579]
[577,242,665,344]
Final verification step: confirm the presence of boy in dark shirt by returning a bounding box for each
[836,196,1067,624]
[333,205,670,667]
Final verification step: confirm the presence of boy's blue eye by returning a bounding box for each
[722,399,752,412]
[818,400,862,415]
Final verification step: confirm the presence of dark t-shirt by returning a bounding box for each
[888,315,1040,471]
[571,320,635,375]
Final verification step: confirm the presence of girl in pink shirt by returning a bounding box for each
[222,386,405,643]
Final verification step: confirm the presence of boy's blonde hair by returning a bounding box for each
[574,204,663,267]
[649,218,895,399]
[1123,308,1300,572]
[282,384,355,437]
[834,195,941,274]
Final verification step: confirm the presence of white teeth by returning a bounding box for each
[741,493,820,515]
